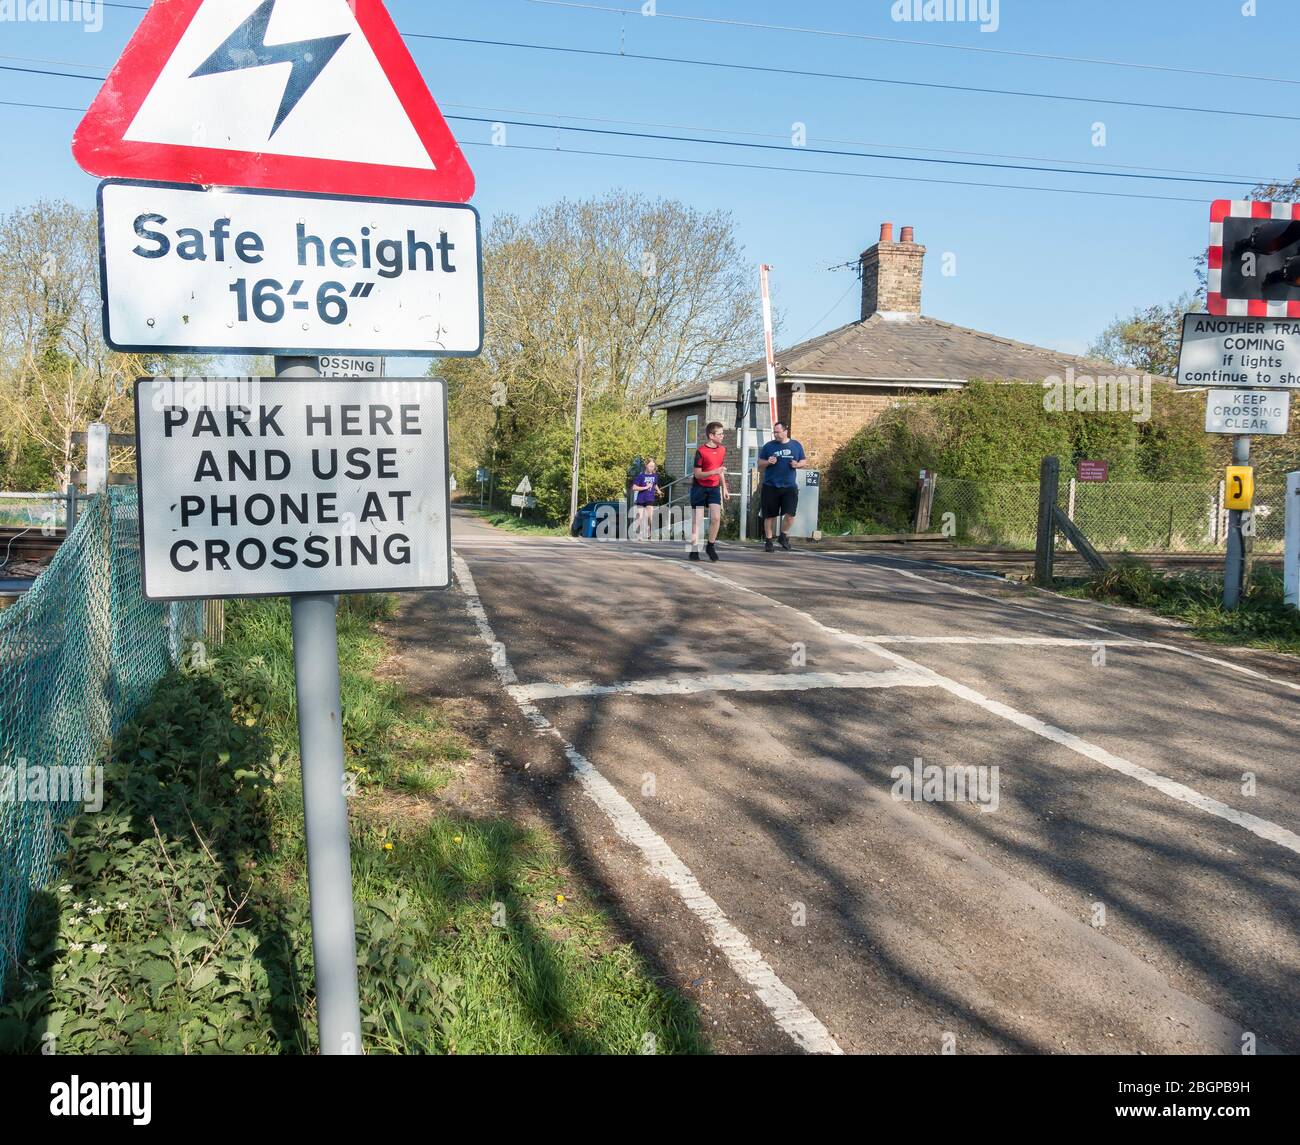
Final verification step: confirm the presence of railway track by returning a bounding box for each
[0,527,66,568]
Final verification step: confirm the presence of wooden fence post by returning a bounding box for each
[1035,456,1059,585]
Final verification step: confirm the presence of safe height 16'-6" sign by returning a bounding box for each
[98,181,482,357]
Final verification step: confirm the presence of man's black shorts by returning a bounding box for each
[762,484,799,519]
[690,484,722,508]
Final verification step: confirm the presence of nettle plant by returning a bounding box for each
[0,664,298,1054]
[0,646,472,1054]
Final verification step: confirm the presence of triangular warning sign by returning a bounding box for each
[72,0,474,202]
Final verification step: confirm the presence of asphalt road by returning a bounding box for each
[395,510,1300,1056]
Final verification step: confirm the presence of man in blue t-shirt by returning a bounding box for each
[756,423,807,552]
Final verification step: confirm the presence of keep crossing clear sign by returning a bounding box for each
[134,376,450,599]
[99,182,482,357]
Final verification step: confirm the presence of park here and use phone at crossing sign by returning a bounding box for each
[97,181,483,357]
[133,377,452,601]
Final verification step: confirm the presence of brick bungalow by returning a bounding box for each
[649,222,1122,504]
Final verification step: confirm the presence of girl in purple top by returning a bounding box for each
[631,458,659,541]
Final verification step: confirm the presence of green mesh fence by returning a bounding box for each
[0,488,202,992]
[932,475,1287,554]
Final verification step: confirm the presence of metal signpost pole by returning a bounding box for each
[760,265,779,430]
[1224,434,1251,608]
[570,336,585,529]
[1285,471,1300,610]
[275,355,362,1055]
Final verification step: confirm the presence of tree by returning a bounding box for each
[0,199,102,375]
[443,191,764,486]
[1090,293,1197,380]
[0,200,186,488]
[507,401,665,523]
[0,349,141,487]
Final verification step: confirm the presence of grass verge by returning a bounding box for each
[0,596,706,1054]
[1058,561,1300,655]
[461,506,572,537]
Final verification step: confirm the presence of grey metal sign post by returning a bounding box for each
[1224,435,1252,609]
[275,355,362,1055]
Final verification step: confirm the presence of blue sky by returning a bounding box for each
[3,0,1298,362]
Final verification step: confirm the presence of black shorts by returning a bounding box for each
[762,484,799,519]
[690,485,722,508]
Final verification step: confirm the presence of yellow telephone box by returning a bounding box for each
[1225,466,1254,511]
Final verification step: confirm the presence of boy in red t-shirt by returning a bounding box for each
[688,421,730,561]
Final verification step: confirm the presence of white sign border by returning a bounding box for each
[131,375,454,602]
[99,179,484,359]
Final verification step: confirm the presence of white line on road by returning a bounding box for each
[805,549,1300,695]
[848,636,1144,647]
[451,551,844,1056]
[664,559,1300,858]
[510,667,937,703]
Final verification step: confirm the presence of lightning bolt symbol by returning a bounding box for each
[190,0,350,138]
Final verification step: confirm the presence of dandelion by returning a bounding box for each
[453,835,462,845]
[555,895,566,905]
[383,843,393,852]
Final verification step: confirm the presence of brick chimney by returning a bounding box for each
[860,222,926,320]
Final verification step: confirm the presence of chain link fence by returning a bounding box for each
[933,474,1287,555]
[0,488,202,991]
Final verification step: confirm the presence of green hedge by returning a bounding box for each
[825,381,1218,531]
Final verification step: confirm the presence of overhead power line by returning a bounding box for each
[455,140,1209,204]
[0,75,1265,190]
[521,0,1300,88]
[0,94,1211,203]
[89,2,1300,125]
[445,100,1281,184]
[400,33,1300,126]
[0,54,1277,183]
[448,113,1258,188]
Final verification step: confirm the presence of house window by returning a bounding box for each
[684,414,699,479]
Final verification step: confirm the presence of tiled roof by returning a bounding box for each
[650,313,1127,408]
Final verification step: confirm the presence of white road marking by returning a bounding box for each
[510,667,936,703]
[658,558,1300,858]
[849,636,1144,647]
[795,549,1300,697]
[451,551,844,1056]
